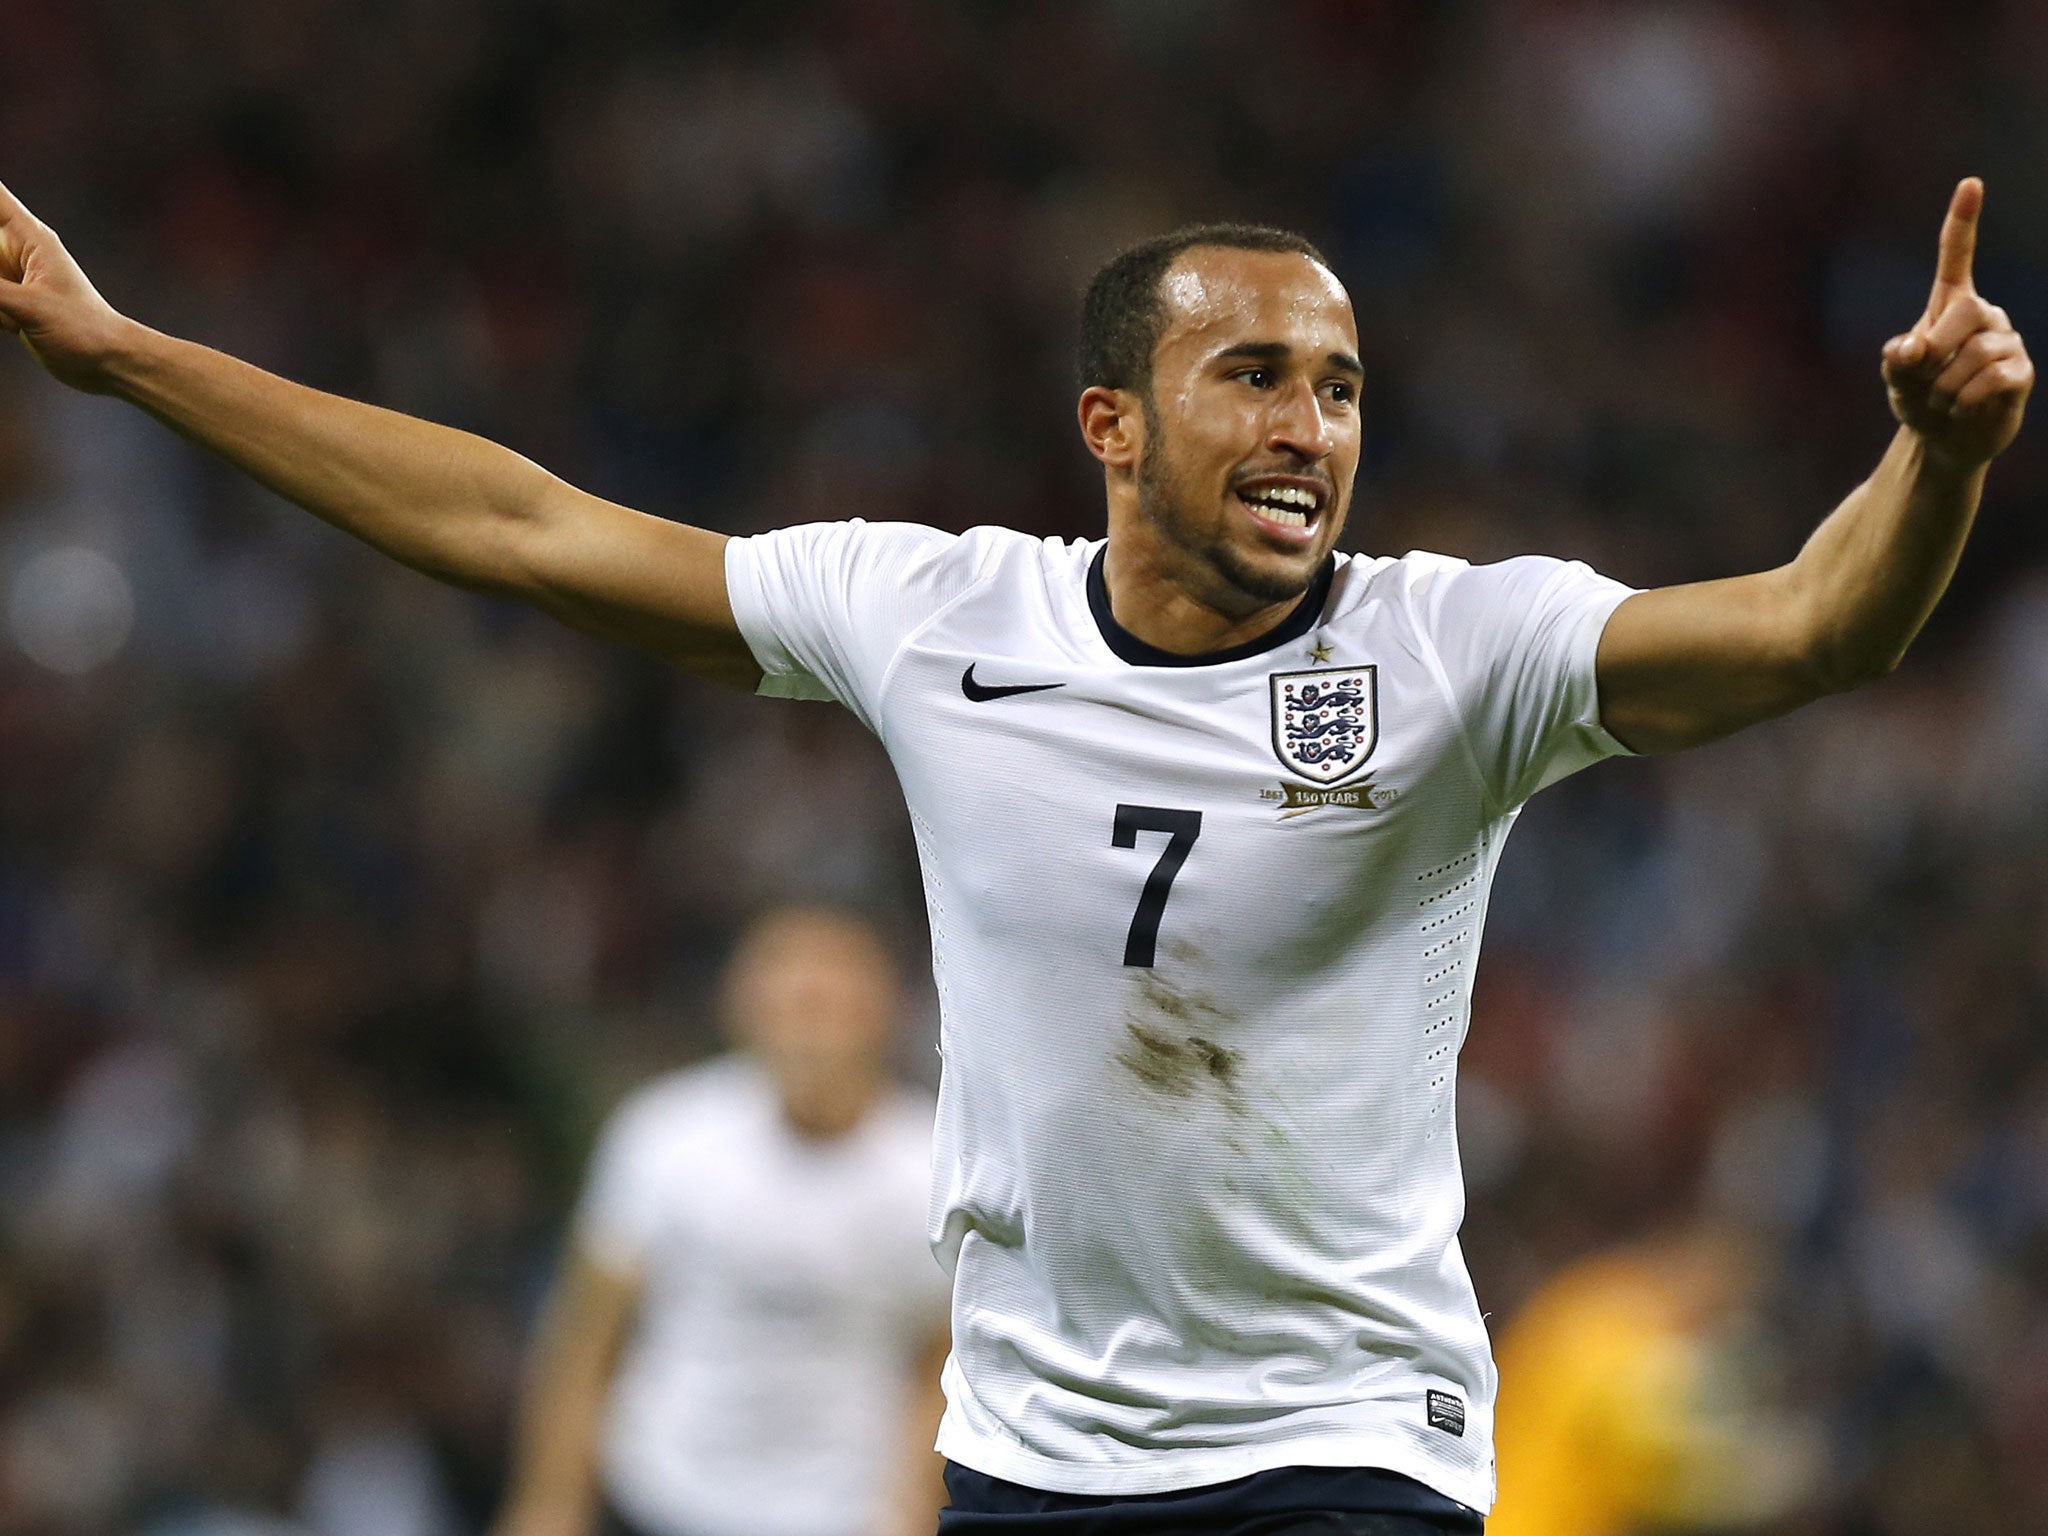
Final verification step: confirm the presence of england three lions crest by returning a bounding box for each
[1270,666,1379,785]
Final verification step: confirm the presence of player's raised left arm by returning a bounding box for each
[1595,177,2033,754]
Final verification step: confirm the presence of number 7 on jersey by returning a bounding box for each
[1112,805,1203,967]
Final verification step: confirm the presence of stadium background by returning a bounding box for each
[3,1,2047,1532]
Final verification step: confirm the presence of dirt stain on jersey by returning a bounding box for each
[1131,968,1230,1028]
[1114,968,1312,1196]
[1117,1021,1245,1107]
[1116,971,1248,1115]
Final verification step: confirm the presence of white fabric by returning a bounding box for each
[578,1056,946,1536]
[725,523,1636,1511]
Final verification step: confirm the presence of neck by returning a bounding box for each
[777,1072,880,1142]
[1101,508,1313,656]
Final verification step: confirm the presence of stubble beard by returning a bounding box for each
[1134,400,1318,608]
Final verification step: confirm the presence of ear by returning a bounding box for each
[1078,385,1143,471]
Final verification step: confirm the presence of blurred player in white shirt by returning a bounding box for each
[491,907,950,1536]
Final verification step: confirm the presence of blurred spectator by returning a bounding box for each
[491,907,948,1536]
[1488,1219,1821,1536]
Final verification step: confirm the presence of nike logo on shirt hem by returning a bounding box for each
[961,665,1065,702]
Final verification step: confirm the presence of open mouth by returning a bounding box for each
[1234,480,1328,542]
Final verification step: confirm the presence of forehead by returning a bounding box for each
[1153,247,1357,362]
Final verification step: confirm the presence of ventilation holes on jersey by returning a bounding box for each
[1417,874,1477,910]
[909,813,954,1005]
[1415,851,1479,883]
[1420,906,1473,935]
[1426,1086,1450,1138]
[1421,929,1467,959]
[1415,851,1483,1145]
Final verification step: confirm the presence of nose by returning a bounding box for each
[1265,380,1337,462]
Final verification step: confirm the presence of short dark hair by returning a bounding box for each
[1077,223,1331,394]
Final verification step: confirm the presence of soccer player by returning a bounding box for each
[0,175,2029,1535]
[1487,1223,1818,1536]
[492,906,950,1536]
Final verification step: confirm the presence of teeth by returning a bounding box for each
[1240,485,1319,528]
[1242,485,1319,507]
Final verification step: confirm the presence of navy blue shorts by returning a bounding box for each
[938,1463,1484,1535]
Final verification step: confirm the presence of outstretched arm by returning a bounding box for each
[1595,177,2033,754]
[0,178,761,689]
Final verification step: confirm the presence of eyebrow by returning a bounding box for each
[1216,341,1365,379]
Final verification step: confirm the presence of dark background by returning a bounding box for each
[3,2,2047,1533]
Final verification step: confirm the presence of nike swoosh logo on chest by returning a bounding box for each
[960,664,1066,703]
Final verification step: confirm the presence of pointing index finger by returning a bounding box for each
[1930,176,1983,308]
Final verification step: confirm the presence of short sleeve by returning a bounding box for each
[724,520,994,734]
[573,1091,677,1277]
[1410,554,1639,812]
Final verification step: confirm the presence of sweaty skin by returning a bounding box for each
[1594,177,2033,752]
[0,176,2030,743]
[1080,248,1365,655]
[1076,188,2031,752]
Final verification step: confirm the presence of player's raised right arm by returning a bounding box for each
[0,178,762,689]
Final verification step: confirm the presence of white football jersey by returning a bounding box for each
[724,523,1636,1512]
[576,1056,948,1536]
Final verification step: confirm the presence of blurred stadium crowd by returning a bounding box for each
[3,1,2048,1533]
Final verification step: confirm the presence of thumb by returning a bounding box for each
[0,272,48,335]
[0,176,40,288]
[1883,332,1927,371]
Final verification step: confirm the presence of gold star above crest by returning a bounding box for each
[1308,638,1334,664]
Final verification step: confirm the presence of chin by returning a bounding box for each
[1213,541,1325,605]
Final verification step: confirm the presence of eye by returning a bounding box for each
[1322,380,1357,405]
[1233,367,1275,389]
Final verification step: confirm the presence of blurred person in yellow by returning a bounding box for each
[1488,1224,1818,1536]
[491,905,950,1536]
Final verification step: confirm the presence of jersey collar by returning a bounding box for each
[1086,547,1336,667]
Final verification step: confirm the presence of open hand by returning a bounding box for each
[0,178,134,394]
[1882,178,2033,470]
